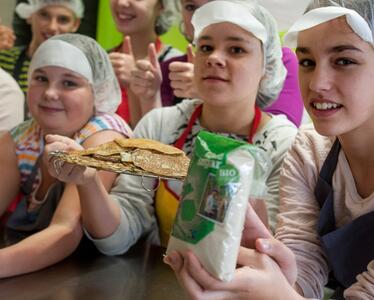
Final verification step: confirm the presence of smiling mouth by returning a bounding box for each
[117,13,135,21]
[203,76,228,82]
[311,102,342,110]
[40,105,64,111]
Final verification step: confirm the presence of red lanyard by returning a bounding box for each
[174,104,262,149]
[154,37,162,53]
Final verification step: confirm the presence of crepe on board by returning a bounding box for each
[51,138,190,180]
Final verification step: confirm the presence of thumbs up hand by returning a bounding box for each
[0,24,15,50]
[109,36,136,88]
[129,42,162,102]
[169,44,199,99]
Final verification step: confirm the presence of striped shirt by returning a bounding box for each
[11,113,132,203]
[0,46,30,94]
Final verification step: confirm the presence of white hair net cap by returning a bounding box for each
[29,33,121,114]
[192,1,268,45]
[16,0,84,19]
[284,0,374,48]
[191,0,286,109]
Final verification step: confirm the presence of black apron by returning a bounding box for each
[314,139,374,299]
[7,156,64,232]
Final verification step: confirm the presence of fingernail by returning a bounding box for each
[163,255,174,266]
[259,239,271,251]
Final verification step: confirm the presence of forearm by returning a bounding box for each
[78,172,121,239]
[127,89,143,127]
[139,91,162,118]
[0,223,82,278]
[0,132,21,214]
[84,174,157,255]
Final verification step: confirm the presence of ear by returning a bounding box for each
[71,18,81,32]
[26,16,32,25]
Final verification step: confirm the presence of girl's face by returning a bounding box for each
[110,0,162,36]
[28,66,94,137]
[180,0,208,41]
[194,22,263,108]
[28,5,80,48]
[297,17,374,137]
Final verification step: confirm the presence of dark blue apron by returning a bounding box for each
[7,156,64,232]
[314,139,374,299]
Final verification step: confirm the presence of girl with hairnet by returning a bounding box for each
[0,0,83,97]
[108,0,182,125]
[72,0,297,256]
[128,0,304,127]
[0,33,131,277]
[165,0,374,299]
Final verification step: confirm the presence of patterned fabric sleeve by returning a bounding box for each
[275,128,332,299]
[11,113,132,194]
[10,119,42,186]
[73,113,132,144]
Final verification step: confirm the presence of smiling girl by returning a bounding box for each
[0,0,83,97]
[166,0,374,299]
[128,0,304,127]
[0,33,131,278]
[108,0,181,124]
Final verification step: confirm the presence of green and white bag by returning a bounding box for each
[166,131,271,281]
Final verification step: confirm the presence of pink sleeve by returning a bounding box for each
[275,129,330,298]
[264,47,303,127]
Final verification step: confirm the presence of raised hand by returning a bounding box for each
[0,24,15,50]
[44,134,96,186]
[169,44,199,99]
[109,36,135,88]
[129,42,162,102]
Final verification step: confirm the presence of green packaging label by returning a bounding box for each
[170,131,258,244]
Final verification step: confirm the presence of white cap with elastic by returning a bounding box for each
[16,0,84,19]
[191,0,268,45]
[284,6,373,48]
[29,39,93,84]
[29,34,121,114]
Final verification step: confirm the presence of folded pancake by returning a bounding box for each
[52,138,190,179]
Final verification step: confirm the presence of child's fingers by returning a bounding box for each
[187,43,195,63]
[148,43,161,73]
[123,35,133,56]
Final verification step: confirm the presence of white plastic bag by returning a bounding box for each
[166,131,271,281]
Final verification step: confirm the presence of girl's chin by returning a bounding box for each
[313,123,345,137]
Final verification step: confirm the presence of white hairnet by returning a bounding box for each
[29,33,121,114]
[192,1,268,45]
[16,0,84,19]
[192,0,286,109]
[284,0,374,47]
[306,0,374,35]
[156,0,180,35]
[306,0,374,22]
